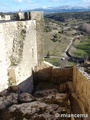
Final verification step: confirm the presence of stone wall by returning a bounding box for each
[0,15,11,21]
[52,67,73,84]
[31,12,44,64]
[0,20,38,92]
[0,24,8,91]
[5,15,11,20]
[0,11,44,92]
[73,66,90,116]
[33,65,73,85]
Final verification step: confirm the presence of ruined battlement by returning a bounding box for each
[18,11,44,21]
[0,11,44,21]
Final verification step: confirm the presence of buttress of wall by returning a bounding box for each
[73,66,90,114]
[0,20,38,92]
[31,12,44,64]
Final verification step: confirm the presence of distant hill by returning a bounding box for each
[27,6,90,14]
[45,12,90,22]
[2,6,90,15]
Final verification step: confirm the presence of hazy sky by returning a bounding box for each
[0,0,90,12]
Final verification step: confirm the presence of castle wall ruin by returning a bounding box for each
[0,11,90,117]
[0,20,38,92]
[0,11,44,92]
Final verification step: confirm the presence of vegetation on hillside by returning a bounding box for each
[45,12,90,22]
[44,11,90,66]
[51,33,61,42]
[74,36,90,58]
[44,26,52,32]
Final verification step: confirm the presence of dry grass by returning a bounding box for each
[43,22,72,57]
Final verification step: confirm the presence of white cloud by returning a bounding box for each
[18,0,22,2]
[14,0,22,3]
[83,0,90,1]
[49,0,61,1]
[83,0,90,3]
[49,0,67,1]
[14,0,32,3]
[43,6,50,9]
[53,0,59,2]
[82,0,90,6]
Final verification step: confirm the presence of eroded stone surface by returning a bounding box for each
[0,93,18,110]
[0,97,6,109]
[35,82,60,91]
[33,89,58,98]
[9,101,68,120]
[18,93,36,103]
[0,89,8,96]
[37,93,68,105]
[0,89,70,120]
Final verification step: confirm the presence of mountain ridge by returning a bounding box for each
[26,5,90,14]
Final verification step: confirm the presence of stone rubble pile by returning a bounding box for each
[0,87,70,120]
[0,90,18,110]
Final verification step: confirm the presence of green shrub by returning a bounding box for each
[51,33,61,42]
[44,26,52,32]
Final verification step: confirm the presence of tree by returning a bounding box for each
[51,33,61,42]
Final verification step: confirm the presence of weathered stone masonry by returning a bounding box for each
[0,12,44,92]
[31,12,44,64]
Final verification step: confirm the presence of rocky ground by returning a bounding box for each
[0,85,71,120]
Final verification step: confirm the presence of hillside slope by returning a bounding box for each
[43,13,90,66]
